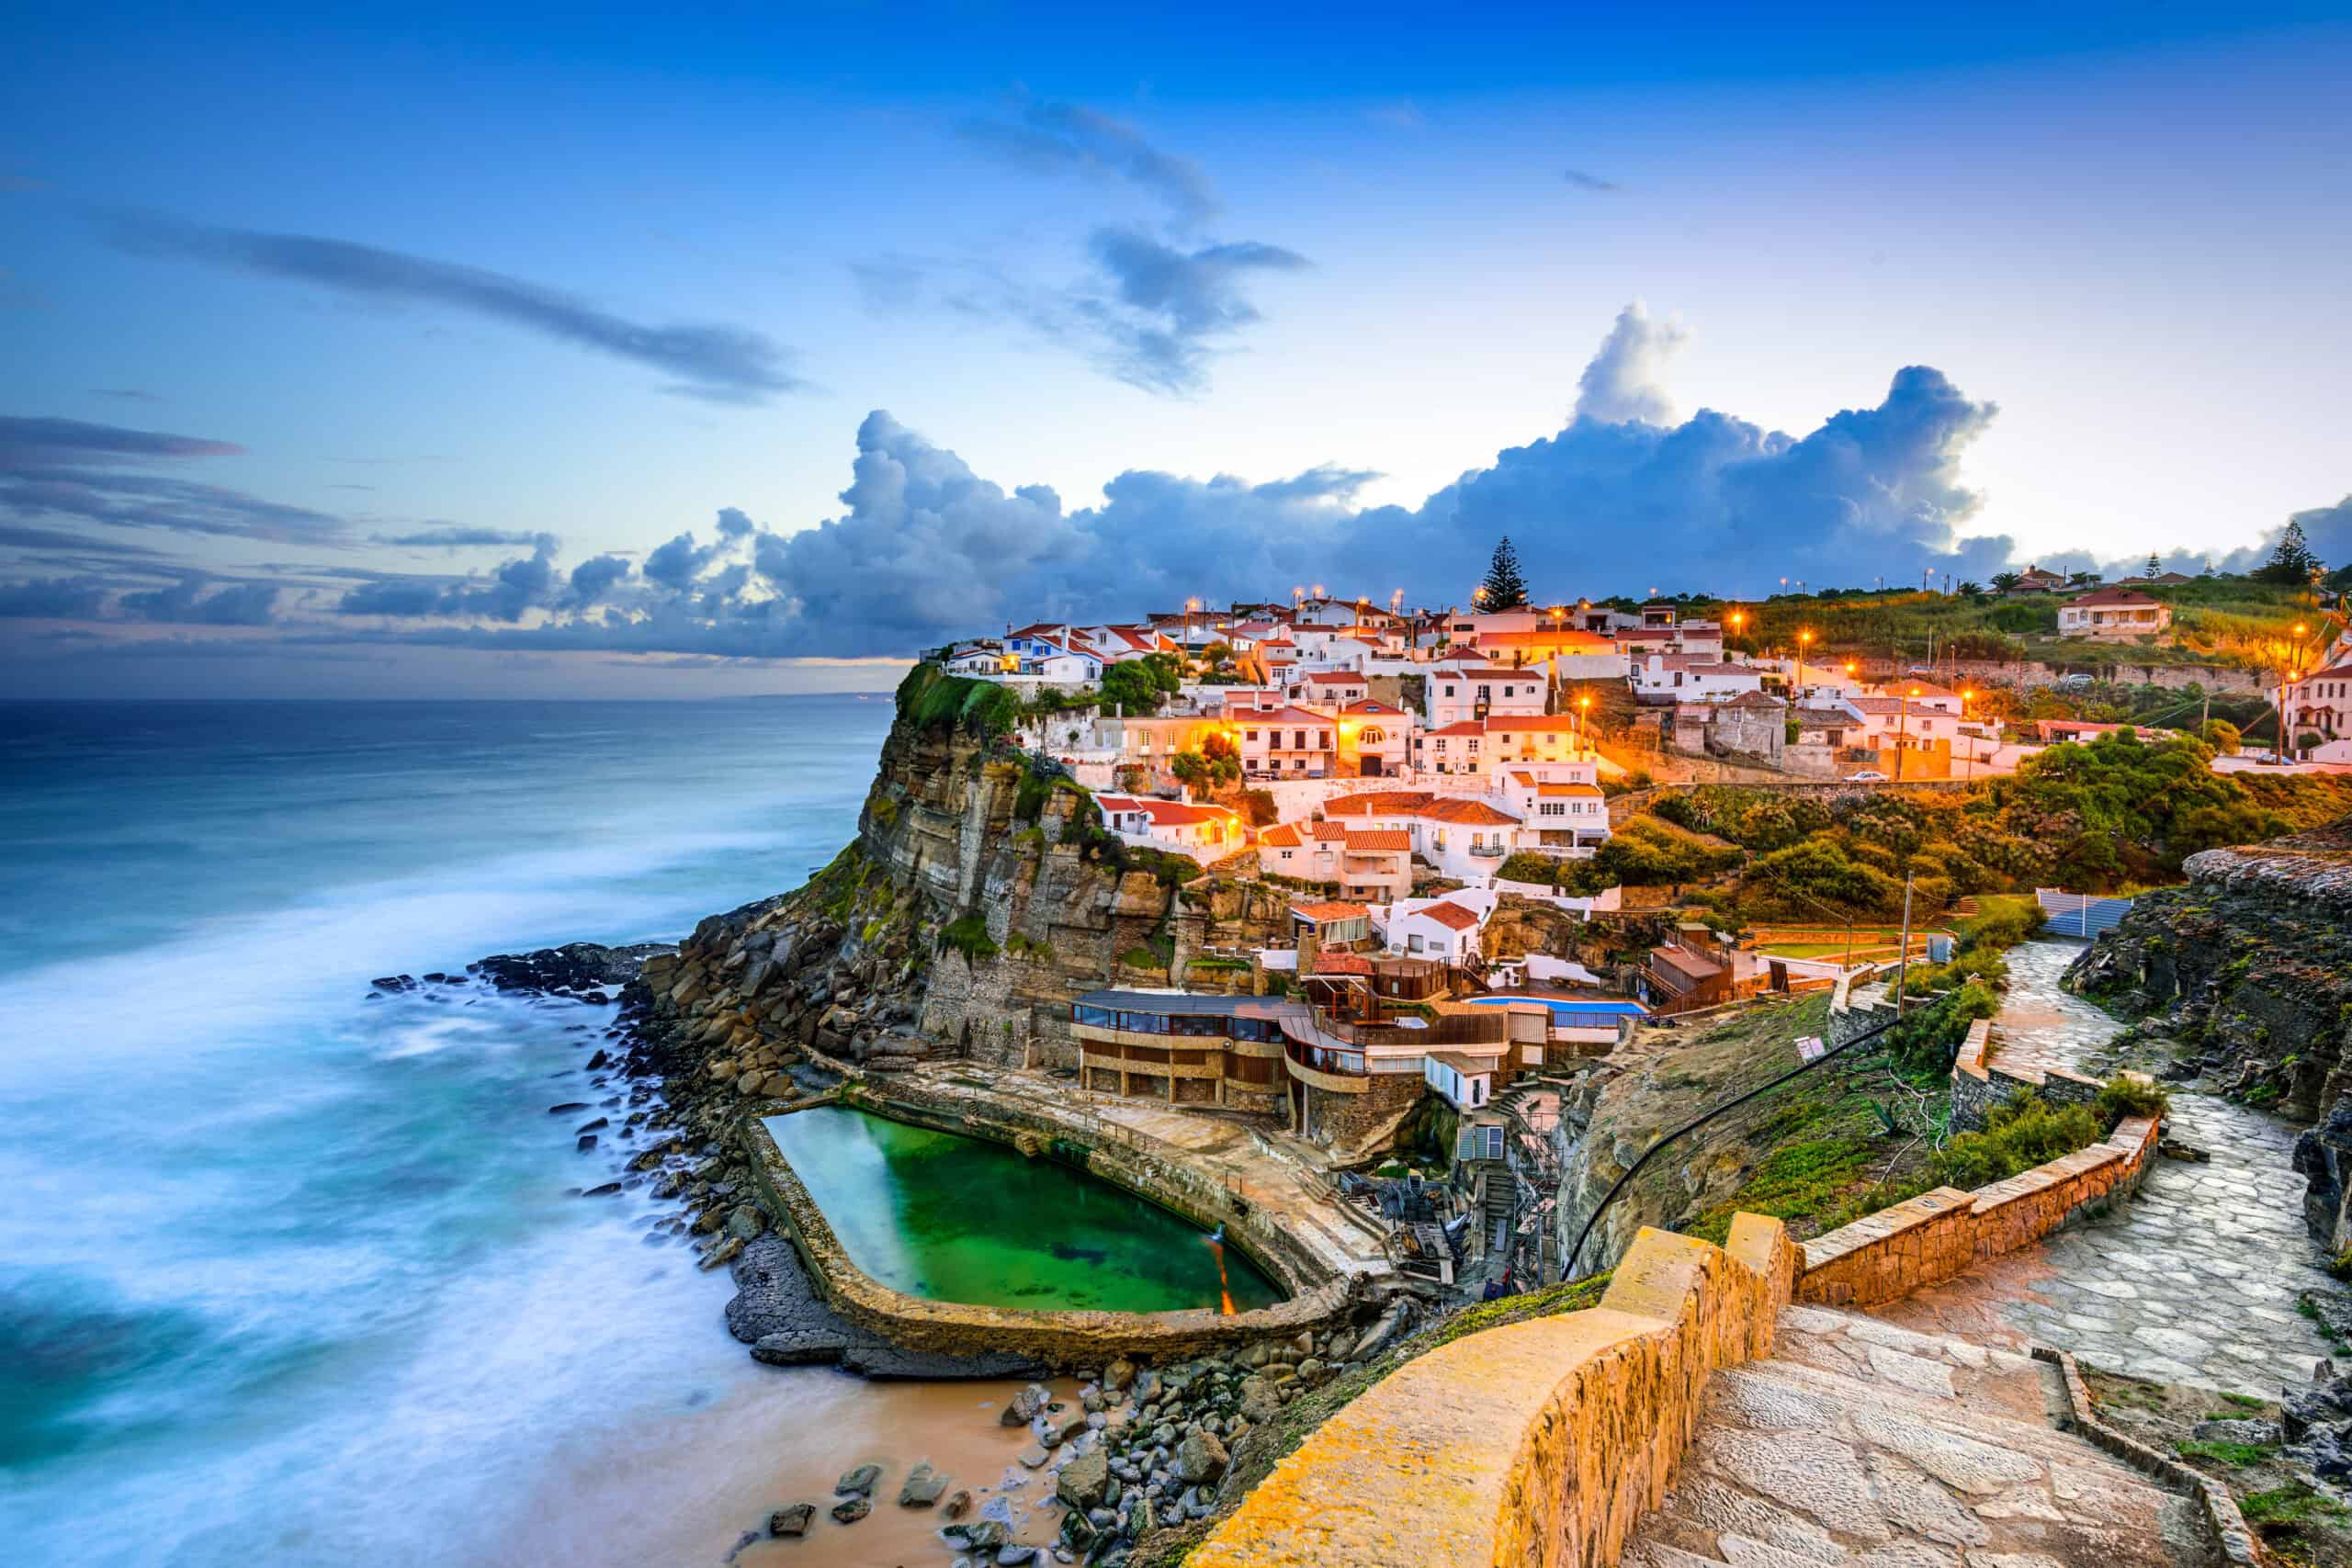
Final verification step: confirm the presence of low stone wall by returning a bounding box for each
[1190,1215,1799,1567]
[1950,1016,2106,1130]
[1797,1113,2161,1308]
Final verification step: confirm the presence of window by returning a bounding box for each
[1442,684,1455,697]
[1433,739,1446,751]
[1244,728,1259,742]
[1361,727,1385,744]
[1540,801,1565,817]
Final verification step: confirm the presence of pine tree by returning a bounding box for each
[1477,536,1531,610]
[2257,520,2322,585]
[2143,552,2162,578]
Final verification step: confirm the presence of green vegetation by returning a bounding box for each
[2094,1074,2171,1122]
[938,913,998,961]
[2242,1482,2348,1529]
[896,662,1023,737]
[1927,1093,2101,1189]
[1478,535,1531,610]
[2175,1438,2280,1468]
[1098,652,1182,716]
[1593,814,1741,886]
[1171,732,1242,791]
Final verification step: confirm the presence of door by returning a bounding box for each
[1361,754,1383,777]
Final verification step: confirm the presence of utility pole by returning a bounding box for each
[1894,873,1916,1012]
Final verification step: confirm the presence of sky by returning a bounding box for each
[4,1,2350,698]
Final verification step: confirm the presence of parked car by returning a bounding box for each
[1847,770,1890,782]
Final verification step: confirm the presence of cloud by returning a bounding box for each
[1573,302,1687,424]
[102,214,804,404]
[959,99,1219,227]
[0,524,168,558]
[565,554,633,604]
[0,575,110,618]
[119,573,281,626]
[1564,168,1622,192]
[335,538,558,621]
[373,525,559,550]
[89,388,163,402]
[0,414,345,542]
[1080,230,1311,393]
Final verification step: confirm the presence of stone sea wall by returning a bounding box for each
[1189,1215,1798,1567]
[1797,1113,2160,1309]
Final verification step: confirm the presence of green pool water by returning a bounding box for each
[762,1106,1284,1314]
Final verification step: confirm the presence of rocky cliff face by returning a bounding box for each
[614,683,1295,1158]
[2066,814,2352,1252]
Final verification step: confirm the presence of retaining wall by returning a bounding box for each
[1950,1017,2105,1130]
[1191,1215,1798,1568]
[1796,1113,2161,1308]
[741,1100,1361,1366]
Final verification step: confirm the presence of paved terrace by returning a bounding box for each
[1873,941,2333,1397]
[876,1061,1396,1283]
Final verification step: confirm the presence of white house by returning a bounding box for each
[1335,698,1413,778]
[2285,659,2352,756]
[1841,695,1960,751]
[1382,892,1493,964]
[1415,719,1490,775]
[1091,795,1248,855]
[1631,654,1764,705]
[1423,664,1550,728]
[2058,587,2172,639]
[1478,715,1601,780]
[1423,1049,1498,1110]
[1258,820,1412,902]
[1297,669,1370,706]
[1233,705,1337,777]
[1494,771,1611,852]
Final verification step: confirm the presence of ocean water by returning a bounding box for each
[765,1107,1282,1314]
[0,696,895,1567]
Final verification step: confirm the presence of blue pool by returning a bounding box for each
[1464,996,1648,1024]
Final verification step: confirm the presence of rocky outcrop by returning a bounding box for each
[2068,814,2352,1253]
[2067,814,2352,1123]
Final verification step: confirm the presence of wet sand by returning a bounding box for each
[482,1362,1080,1567]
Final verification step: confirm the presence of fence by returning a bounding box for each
[2034,887,2135,939]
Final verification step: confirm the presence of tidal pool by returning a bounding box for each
[763,1106,1283,1314]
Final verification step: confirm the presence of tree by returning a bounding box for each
[2257,519,2323,586]
[1477,536,1531,610]
[1098,653,1181,716]
[2143,552,2163,578]
[2199,718,2242,755]
[1990,570,2021,592]
[1956,580,1985,600]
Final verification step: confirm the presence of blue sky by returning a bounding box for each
[4,2,2349,695]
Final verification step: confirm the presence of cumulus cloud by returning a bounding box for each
[335,538,557,621]
[103,214,803,404]
[1573,302,1687,424]
[959,98,1219,228]
[119,573,281,626]
[565,554,633,604]
[0,575,110,618]
[0,414,344,542]
[373,525,559,550]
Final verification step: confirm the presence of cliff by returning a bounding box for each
[616,669,1295,1153]
[2065,813,2352,1252]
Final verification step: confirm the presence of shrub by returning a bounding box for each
[1958,897,2044,953]
[1595,815,1740,886]
[1928,1092,2101,1190]
[938,913,998,961]
[2095,1074,2171,1122]
[1239,787,1279,827]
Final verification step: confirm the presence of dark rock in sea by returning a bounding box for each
[828,1496,870,1525]
[370,975,418,993]
[767,1503,814,1538]
[835,1463,881,1497]
[548,1102,590,1114]
[468,942,673,998]
[585,1049,610,1070]
[580,990,613,1005]
[942,1520,1008,1551]
[574,1117,608,1134]
[581,1182,622,1198]
[576,1134,598,1151]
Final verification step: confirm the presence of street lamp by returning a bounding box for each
[1894,684,1919,780]
[1961,688,1974,781]
[1797,629,1813,690]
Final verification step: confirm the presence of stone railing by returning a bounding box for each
[1190,1215,1798,1567]
[1797,1112,2160,1309]
[1951,1016,2105,1131]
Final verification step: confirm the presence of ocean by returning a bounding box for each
[0,696,935,1566]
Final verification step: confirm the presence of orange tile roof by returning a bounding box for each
[1305,670,1367,684]
[1312,952,1374,976]
[1420,798,1520,825]
[1423,720,1487,737]
[1419,901,1482,931]
[1483,716,1588,733]
[1344,829,1411,852]
[1323,790,1435,816]
[1339,699,1406,715]
[1290,901,1370,923]
[1260,823,1305,847]
[1308,820,1351,840]
[1537,783,1603,797]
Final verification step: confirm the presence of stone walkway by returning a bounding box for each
[1874,942,2334,1398]
[1625,1304,2211,1568]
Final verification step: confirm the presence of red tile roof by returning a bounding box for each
[1324,791,1437,816]
[1305,670,1368,684]
[1344,829,1411,852]
[1420,798,1520,825]
[1290,901,1370,924]
[1423,720,1487,738]
[1260,823,1305,847]
[1313,952,1374,976]
[2065,586,2164,607]
[1339,698,1406,716]
[1419,901,1482,931]
[1483,715,1589,733]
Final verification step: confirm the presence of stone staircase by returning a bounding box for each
[1624,1303,2220,1568]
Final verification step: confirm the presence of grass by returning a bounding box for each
[2176,1438,2281,1468]
[937,912,998,961]
[2244,1483,2350,1529]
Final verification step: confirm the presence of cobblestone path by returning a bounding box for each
[1874,942,2334,1398]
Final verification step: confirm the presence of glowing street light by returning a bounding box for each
[1797,629,1814,689]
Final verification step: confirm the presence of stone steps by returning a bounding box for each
[1623,1303,2217,1568]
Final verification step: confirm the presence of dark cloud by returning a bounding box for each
[0,575,110,619]
[373,525,559,550]
[714,506,755,540]
[959,99,1219,227]
[0,524,167,558]
[643,528,729,592]
[2217,495,2352,577]
[335,538,557,621]
[119,573,281,626]
[89,388,163,402]
[102,214,804,404]
[0,414,345,543]
[1564,169,1622,192]
[565,554,633,604]
[1080,230,1311,393]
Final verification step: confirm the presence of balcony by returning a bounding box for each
[1467,843,1505,859]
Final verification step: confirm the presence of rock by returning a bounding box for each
[995,1548,1038,1566]
[835,1462,881,1496]
[943,1520,1010,1551]
[2190,1417,2281,1446]
[943,1489,972,1520]
[726,1203,769,1240]
[580,1182,622,1198]
[1014,1444,1050,1469]
[1171,1427,1228,1486]
[1002,1383,1050,1426]
[575,1117,609,1133]
[1103,1357,1136,1393]
[828,1496,870,1525]
[1039,1409,1088,1448]
[899,1461,949,1506]
[575,1133,599,1151]
[1056,1448,1110,1509]
[548,1102,591,1114]
[1295,1356,1326,1387]
[696,1235,744,1270]
[470,942,670,996]
[768,1503,814,1538]
[1290,1331,1315,1357]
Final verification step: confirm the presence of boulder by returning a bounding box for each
[767,1504,814,1538]
[898,1462,949,1507]
[1103,1357,1136,1393]
[829,1496,870,1525]
[1171,1427,1227,1486]
[1001,1383,1050,1426]
[726,1204,769,1241]
[942,1520,1010,1551]
[1056,1448,1110,1510]
[942,1489,972,1520]
[835,1462,881,1496]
